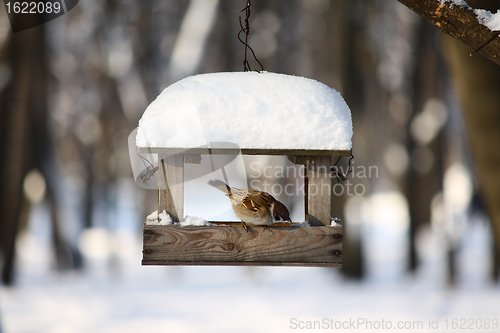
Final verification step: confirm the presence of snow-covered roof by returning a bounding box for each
[136,72,352,155]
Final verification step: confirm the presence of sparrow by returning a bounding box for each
[208,179,291,227]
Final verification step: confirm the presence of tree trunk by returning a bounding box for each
[441,29,500,280]
[0,19,45,284]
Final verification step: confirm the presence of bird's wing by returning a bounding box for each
[238,195,260,212]
[208,179,276,212]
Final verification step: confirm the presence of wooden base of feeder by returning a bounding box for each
[142,224,343,267]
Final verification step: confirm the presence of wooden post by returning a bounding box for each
[307,156,332,226]
[158,154,184,222]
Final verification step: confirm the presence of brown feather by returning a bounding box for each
[208,179,287,225]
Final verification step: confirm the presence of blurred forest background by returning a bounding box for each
[1,0,500,320]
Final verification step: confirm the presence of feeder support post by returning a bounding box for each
[306,156,333,226]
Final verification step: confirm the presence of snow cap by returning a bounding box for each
[136,71,352,152]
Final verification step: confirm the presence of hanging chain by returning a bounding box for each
[238,0,264,72]
[332,150,354,183]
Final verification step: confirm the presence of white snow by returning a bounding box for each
[145,210,173,225]
[439,0,468,7]
[330,217,342,227]
[475,9,500,31]
[180,215,211,226]
[136,72,352,151]
[145,210,210,226]
[158,210,171,224]
[440,0,500,32]
[145,210,159,221]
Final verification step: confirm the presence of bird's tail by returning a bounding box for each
[208,179,231,194]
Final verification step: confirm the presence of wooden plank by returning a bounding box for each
[142,225,343,267]
[288,155,311,165]
[307,156,332,226]
[184,154,202,164]
[138,147,351,157]
[158,154,184,222]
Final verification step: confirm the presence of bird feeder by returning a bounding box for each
[135,71,352,267]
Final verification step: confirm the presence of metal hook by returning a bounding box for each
[332,150,354,183]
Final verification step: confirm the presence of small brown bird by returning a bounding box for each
[208,179,291,227]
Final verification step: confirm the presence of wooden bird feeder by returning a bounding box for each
[135,72,352,267]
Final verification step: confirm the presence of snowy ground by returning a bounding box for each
[1,191,500,333]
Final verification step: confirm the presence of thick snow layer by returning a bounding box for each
[136,72,352,151]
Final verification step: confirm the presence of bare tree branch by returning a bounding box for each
[397,0,500,66]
